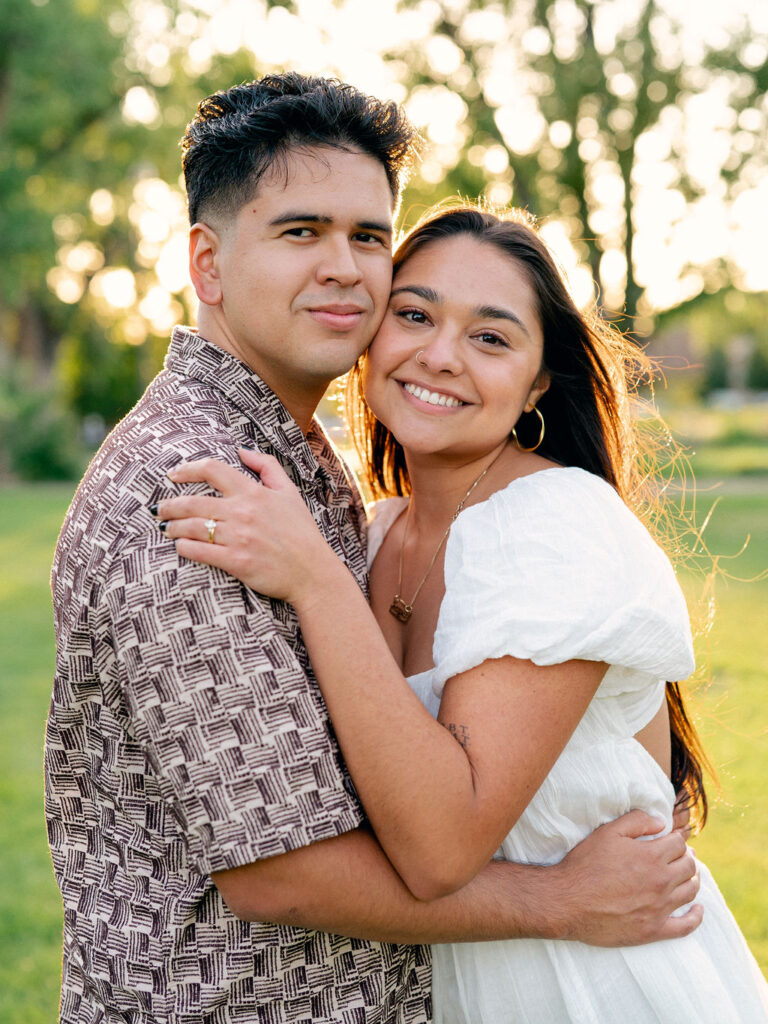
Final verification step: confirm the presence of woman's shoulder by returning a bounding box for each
[434,465,694,685]
[456,465,640,547]
[491,464,624,512]
[449,464,675,596]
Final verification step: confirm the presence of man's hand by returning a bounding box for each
[671,792,693,840]
[550,810,701,947]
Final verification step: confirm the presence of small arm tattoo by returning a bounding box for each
[444,722,470,748]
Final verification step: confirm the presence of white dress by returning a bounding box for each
[368,467,768,1024]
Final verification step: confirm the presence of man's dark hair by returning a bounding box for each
[181,72,420,224]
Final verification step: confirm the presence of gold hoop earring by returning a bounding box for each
[511,405,545,452]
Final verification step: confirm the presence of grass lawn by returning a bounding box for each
[0,485,74,1023]
[1,477,766,1022]
[678,489,768,971]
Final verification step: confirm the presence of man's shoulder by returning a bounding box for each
[92,368,251,486]
[54,370,256,575]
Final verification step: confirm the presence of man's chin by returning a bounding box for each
[308,344,370,383]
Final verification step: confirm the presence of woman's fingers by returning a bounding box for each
[238,447,290,488]
[152,450,322,600]
[167,456,258,496]
[174,537,241,574]
[161,516,225,544]
[156,494,227,522]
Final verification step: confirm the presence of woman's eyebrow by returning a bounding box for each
[390,285,441,303]
[391,287,531,339]
[473,304,530,337]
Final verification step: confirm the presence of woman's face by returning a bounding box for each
[363,234,550,460]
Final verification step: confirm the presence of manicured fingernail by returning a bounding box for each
[148,503,159,516]
[158,520,168,533]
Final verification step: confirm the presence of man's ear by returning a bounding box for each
[189,222,223,305]
[525,369,550,412]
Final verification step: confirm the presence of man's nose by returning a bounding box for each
[316,238,363,287]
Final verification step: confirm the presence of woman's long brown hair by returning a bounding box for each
[346,202,711,828]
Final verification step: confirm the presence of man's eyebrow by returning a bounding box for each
[473,304,531,337]
[267,213,392,236]
[267,212,333,226]
[390,285,441,303]
[357,221,393,237]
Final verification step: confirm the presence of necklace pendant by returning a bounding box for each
[389,595,413,623]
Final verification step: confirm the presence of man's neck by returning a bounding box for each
[192,315,325,434]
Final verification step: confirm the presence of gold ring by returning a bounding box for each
[204,518,217,544]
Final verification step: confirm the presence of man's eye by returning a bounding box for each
[284,227,314,238]
[354,232,385,245]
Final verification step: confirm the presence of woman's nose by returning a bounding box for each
[416,330,462,375]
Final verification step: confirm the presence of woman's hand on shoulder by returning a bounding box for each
[153,448,339,603]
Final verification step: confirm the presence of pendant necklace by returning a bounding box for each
[389,449,505,623]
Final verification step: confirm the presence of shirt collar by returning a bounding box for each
[165,326,335,490]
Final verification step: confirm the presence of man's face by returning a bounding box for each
[195,146,395,421]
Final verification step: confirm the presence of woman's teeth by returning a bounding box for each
[403,382,463,408]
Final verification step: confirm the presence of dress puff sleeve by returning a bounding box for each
[432,467,695,699]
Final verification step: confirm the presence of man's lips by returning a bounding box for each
[306,305,366,332]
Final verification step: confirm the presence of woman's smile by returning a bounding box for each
[399,380,468,410]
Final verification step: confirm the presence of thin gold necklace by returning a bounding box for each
[389,449,505,623]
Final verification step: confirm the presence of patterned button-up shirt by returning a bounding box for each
[46,327,431,1024]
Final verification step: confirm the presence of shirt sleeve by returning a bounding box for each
[104,527,364,875]
[432,467,695,699]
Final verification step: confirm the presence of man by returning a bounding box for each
[47,73,700,1024]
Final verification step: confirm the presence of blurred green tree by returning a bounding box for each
[0,0,270,456]
[391,0,767,326]
[1,0,766,477]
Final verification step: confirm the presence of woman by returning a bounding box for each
[157,206,768,1021]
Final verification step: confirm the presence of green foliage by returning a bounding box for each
[702,346,729,396]
[658,291,768,352]
[57,328,147,426]
[1,0,766,473]
[0,360,86,481]
[747,348,768,390]
[664,403,768,480]
[393,0,767,323]
[652,290,768,398]
[0,0,130,306]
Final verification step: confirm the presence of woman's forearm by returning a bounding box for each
[294,554,508,898]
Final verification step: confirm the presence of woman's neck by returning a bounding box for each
[403,443,512,535]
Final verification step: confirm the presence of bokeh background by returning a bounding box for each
[1,0,766,1019]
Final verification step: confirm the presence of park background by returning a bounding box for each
[1,0,766,1019]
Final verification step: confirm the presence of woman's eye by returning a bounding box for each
[395,308,430,325]
[476,331,508,347]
